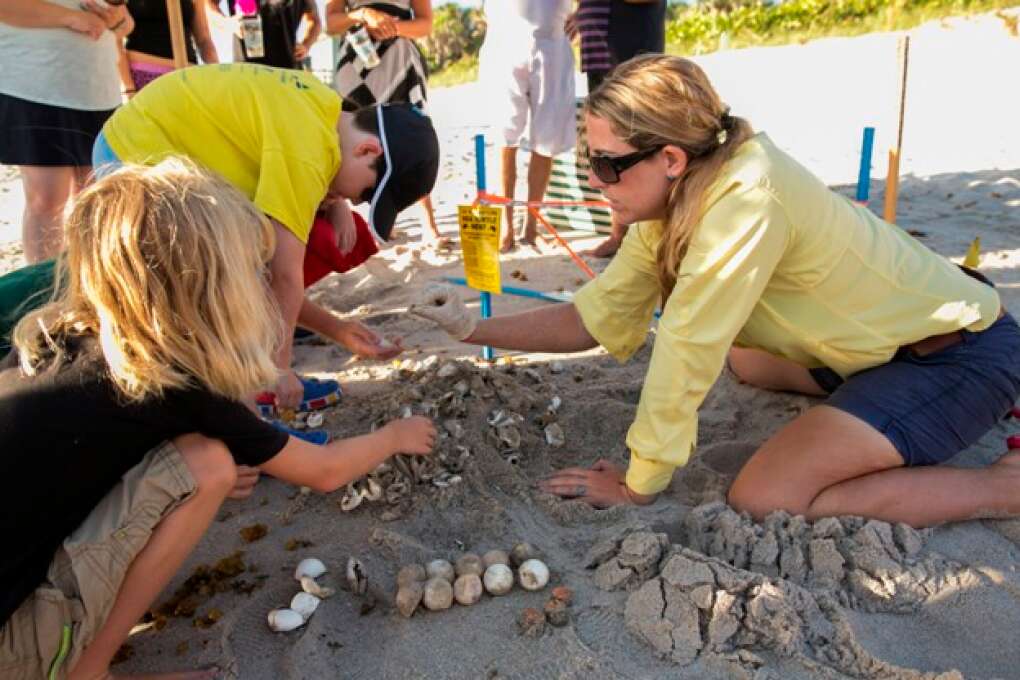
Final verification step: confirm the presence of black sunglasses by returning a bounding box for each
[588,145,664,184]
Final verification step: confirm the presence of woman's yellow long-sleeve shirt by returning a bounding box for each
[573,133,1001,495]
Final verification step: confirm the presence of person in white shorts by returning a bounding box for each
[479,0,576,252]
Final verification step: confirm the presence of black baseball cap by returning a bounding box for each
[367,104,440,242]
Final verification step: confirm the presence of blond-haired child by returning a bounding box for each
[0,159,435,680]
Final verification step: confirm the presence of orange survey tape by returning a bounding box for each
[528,206,596,280]
[476,191,610,210]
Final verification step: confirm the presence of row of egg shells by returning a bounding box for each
[396,544,550,617]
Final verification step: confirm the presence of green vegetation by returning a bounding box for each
[426,0,1019,89]
[428,53,479,89]
[665,0,1019,55]
[419,4,485,77]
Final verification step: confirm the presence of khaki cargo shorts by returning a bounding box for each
[0,441,196,679]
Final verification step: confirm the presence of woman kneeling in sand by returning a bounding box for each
[411,54,1020,528]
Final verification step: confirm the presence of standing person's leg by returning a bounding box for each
[584,215,629,258]
[19,165,75,263]
[521,152,553,246]
[66,434,237,680]
[478,36,530,253]
[500,146,519,252]
[419,195,440,240]
[580,69,629,258]
[524,35,575,250]
[72,165,94,195]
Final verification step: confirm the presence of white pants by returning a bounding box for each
[479,34,577,157]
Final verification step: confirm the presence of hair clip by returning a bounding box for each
[717,107,734,145]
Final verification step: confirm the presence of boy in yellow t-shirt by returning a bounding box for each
[93,63,440,408]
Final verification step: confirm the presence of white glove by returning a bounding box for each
[408,283,477,341]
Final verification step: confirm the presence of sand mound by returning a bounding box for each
[592,523,968,679]
[678,504,975,614]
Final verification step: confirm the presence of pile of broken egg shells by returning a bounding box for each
[337,358,568,516]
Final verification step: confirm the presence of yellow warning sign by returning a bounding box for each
[457,204,502,295]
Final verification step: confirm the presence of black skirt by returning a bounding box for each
[0,92,115,167]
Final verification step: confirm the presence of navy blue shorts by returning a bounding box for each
[810,312,1020,466]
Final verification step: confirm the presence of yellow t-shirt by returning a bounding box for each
[573,133,1001,496]
[103,64,342,243]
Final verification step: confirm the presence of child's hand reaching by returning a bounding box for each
[337,320,403,360]
[408,283,476,340]
[381,416,436,456]
[274,368,304,409]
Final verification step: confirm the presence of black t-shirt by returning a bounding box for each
[126,0,199,63]
[229,0,311,70]
[0,337,288,626]
[608,0,666,64]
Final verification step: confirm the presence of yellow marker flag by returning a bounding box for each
[458,205,502,295]
[963,237,981,268]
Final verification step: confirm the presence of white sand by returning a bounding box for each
[1,11,1019,679]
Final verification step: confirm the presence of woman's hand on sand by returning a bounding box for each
[540,459,657,508]
[355,7,398,40]
[229,465,260,499]
[381,416,437,456]
[336,320,403,360]
[408,282,477,341]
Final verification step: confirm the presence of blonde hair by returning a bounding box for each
[13,158,282,402]
[585,54,754,301]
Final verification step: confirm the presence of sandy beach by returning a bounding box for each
[2,10,1020,679]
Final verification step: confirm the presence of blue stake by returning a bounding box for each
[856,127,875,204]
[443,277,573,304]
[474,134,494,361]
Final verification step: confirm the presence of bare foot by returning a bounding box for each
[982,450,1020,518]
[583,236,621,258]
[500,238,516,253]
[992,449,1020,470]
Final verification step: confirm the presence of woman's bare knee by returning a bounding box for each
[727,347,826,396]
[173,433,237,496]
[726,477,807,522]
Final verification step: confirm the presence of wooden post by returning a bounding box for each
[165,0,189,70]
[883,35,910,224]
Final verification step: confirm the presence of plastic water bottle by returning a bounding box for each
[237,0,265,59]
[347,25,380,69]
